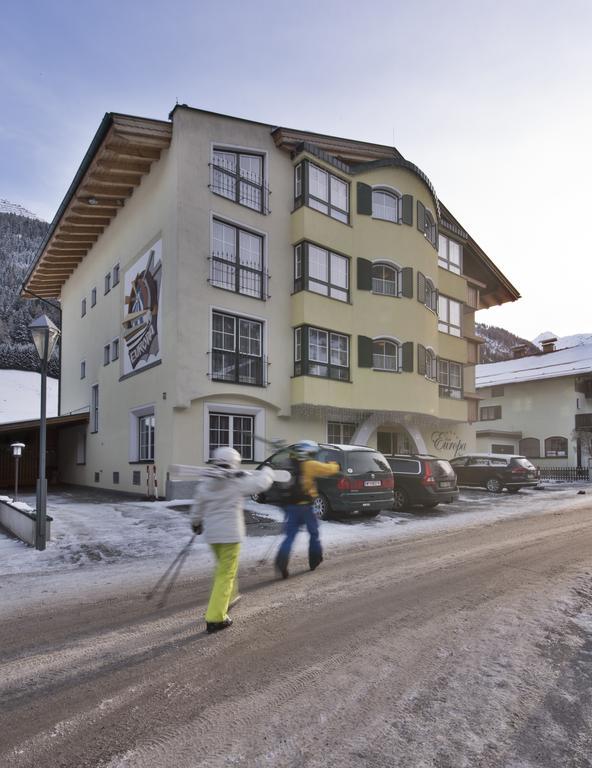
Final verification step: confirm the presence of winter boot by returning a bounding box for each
[275,554,289,580]
[309,549,323,571]
[206,617,233,634]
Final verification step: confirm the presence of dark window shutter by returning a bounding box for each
[357,257,373,291]
[417,201,426,234]
[418,344,426,375]
[358,335,374,368]
[401,267,413,298]
[402,341,414,372]
[357,182,373,215]
[402,194,413,226]
[417,271,426,304]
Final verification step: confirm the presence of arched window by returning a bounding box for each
[425,278,437,311]
[424,209,437,246]
[425,348,436,380]
[545,436,568,457]
[372,189,400,223]
[519,437,540,458]
[372,339,400,371]
[372,262,399,296]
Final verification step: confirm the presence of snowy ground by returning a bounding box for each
[0,369,58,423]
[1,481,591,615]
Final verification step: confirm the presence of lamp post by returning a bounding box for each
[29,314,60,551]
[10,442,25,501]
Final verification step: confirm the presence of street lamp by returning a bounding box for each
[29,314,60,551]
[10,442,25,501]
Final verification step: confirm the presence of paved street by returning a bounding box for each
[2,494,592,767]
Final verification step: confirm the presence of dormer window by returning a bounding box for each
[372,189,400,223]
[294,161,349,223]
[211,148,268,213]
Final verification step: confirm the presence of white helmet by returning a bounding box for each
[212,446,241,469]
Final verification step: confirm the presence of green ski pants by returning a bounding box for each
[205,542,240,623]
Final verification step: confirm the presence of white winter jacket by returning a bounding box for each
[191,465,274,544]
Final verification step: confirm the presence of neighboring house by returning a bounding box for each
[475,339,592,467]
[21,107,518,496]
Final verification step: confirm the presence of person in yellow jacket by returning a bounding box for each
[274,440,340,579]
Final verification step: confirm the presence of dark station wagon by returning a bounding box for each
[387,455,459,511]
[449,453,539,493]
[255,443,394,519]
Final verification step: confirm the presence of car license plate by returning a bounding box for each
[364,480,381,487]
[439,481,452,488]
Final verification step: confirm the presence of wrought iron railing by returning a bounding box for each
[209,161,271,214]
[537,466,590,481]
[211,352,267,387]
[209,254,268,299]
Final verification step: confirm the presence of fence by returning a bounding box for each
[538,466,590,482]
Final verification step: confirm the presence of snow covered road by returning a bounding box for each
[1,494,592,767]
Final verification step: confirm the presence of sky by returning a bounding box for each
[1,0,590,341]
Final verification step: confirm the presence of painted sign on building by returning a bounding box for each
[430,430,467,458]
[122,240,162,376]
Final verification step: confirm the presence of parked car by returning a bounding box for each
[449,453,539,493]
[386,455,459,511]
[254,443,394,519]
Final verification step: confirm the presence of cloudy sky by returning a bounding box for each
[1,0,589,340]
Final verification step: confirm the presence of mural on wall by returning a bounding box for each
[122,240,162,375]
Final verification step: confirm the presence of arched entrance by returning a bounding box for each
[352,414,427,455]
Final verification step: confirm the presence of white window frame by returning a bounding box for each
[438,295,462,336]
[438,234,462,274]
[371,186,402,223]
[372,260,401,297]
[372,336,401,372]
[209,304,268,385]
[129,403,156,462]
[203,402,266,463]
[327,421,356,444]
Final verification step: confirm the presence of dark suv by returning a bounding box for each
[254,444,394,519]
[386,455,459,511]
[449,454,539,493]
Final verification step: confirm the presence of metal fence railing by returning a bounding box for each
[537,466,590,482]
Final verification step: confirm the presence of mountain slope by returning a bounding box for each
[476,323,539,363]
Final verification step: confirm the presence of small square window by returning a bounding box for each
[132,470,141,486]
[113,471,120,484]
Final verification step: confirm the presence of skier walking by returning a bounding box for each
[274,440,340,579]
[191,446,274,634]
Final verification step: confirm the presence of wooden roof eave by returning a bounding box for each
[21,113,172,299]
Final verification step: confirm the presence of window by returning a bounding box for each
[327,421,356,444]
[112,264,120,286]
[425,348,436,380]
[491,385,505,397]
[139,414,155,461]
[480,405,502,421]
[91,384,99,433]
[91,287,97,307]
[293,325,350,381]
[104,273,111,294]
[211,148,266,213]
[76,432,86,465]
[545,436,568,457]
[377,431,413,456]
[438,235,462,274]
[211,311,264,386]
[211,219,264,299]
[519,437,540,458]
[81,298,87,317]
[438,295,462,336]
[372,339,400,371]
[294,161,349,223]
[424,209,437,246]
[372,189,400,223]
[112,338,119,361]
[209,412,254,461]
[103,344,110,366]
[372,263,399,296]
[418,272,438,311]
[438,359,463,399]
[293,242,349,302]
[80,360,86,380]
[492,444,514,454]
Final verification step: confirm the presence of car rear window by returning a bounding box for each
[511,457,536,470]
[346,451,390,473]
[429,460,455,478]
[389,458,421,474]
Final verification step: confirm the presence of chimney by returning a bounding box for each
[512,345,527,359]
[541,337,557,354]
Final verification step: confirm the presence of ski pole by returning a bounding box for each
[156,539,195,608]
[146,534,196,602]
[257,533,281,566]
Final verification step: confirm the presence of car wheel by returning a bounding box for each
[313,494,332,520]
[392,488,409,511]
[507,487,521,494]
[485,477,503,493]
[422,502,439,509]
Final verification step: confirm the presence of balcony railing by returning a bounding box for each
[209,161,271,214]
[211,352,267,387]
[209,254,269,299]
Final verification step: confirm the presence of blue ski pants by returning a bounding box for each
[276,503,322,568]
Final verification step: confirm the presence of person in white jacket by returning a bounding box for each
[192,446,274,634]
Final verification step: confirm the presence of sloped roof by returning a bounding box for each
[476,344,592,387]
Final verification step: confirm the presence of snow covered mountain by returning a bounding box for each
[0,199,41,220]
